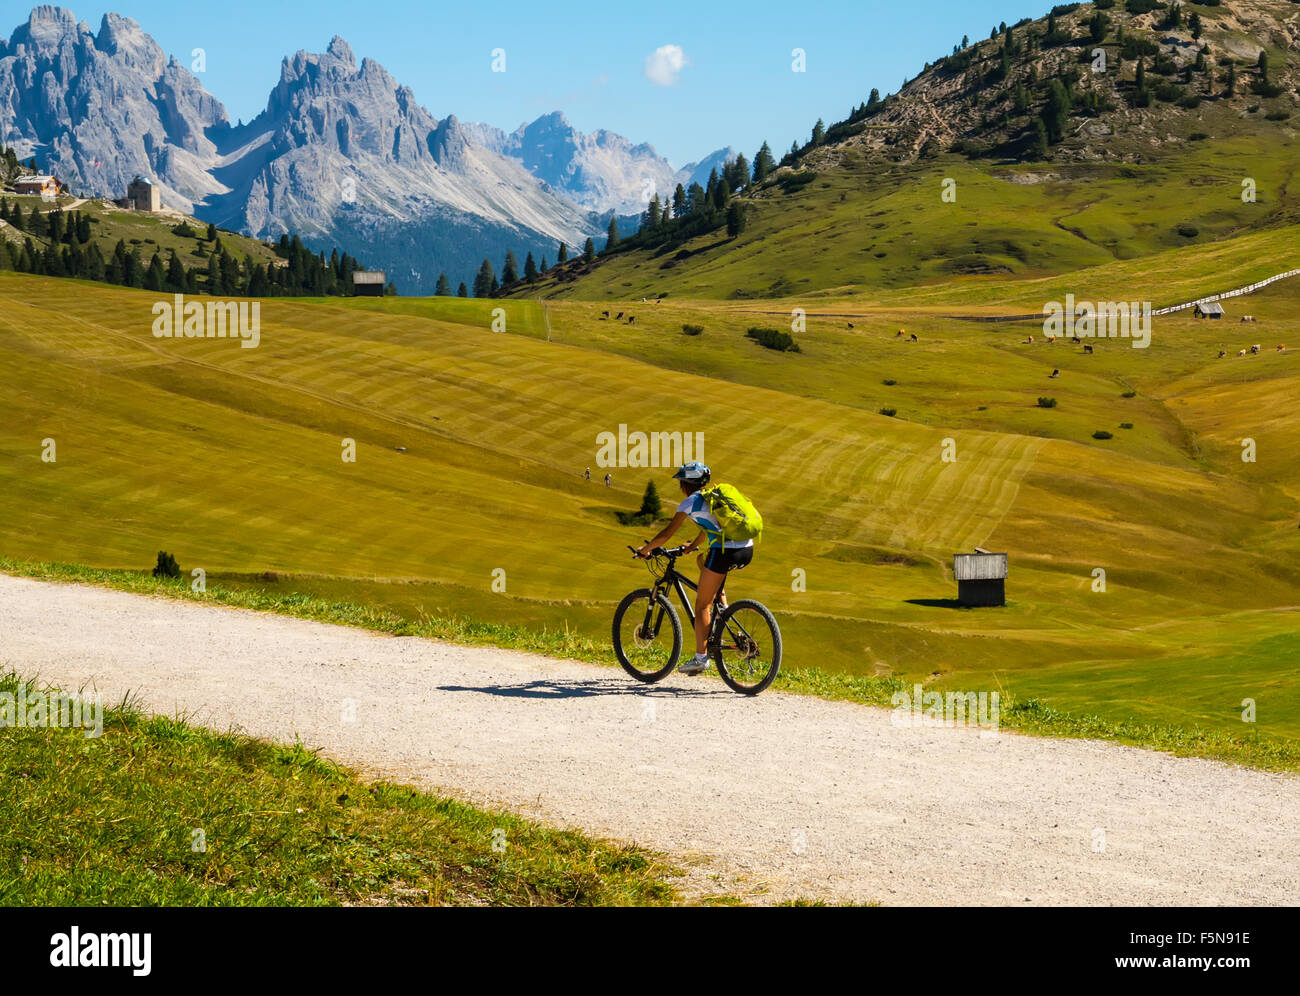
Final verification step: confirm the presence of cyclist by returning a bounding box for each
[636,461,753,675]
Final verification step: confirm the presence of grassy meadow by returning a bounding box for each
[2,242,1298,759]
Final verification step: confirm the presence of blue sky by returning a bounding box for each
[29,1,1051,166]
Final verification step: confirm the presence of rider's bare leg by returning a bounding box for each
[693,564,726,656]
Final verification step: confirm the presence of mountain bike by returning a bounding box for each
[612,544,782,695]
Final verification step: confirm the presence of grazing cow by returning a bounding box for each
[1050,369,1059,378]
[1217,350,1226,358]
[1250,344,1261,354]
[602,310,609,318]
[909,333,918,342]
[615,312,624,319]
[1083,344,1094,354]
[1241,315,1256,322]
[1071,335,1082,344]
[896,329,904,337]
[1238,349,1247,356]
[628,315,636,324]
[1278,344,1286,352]
[1048,335,1056,343]
[1024,335,1035,344]
[847,322,854,329]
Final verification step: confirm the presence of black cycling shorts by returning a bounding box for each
[703,545,754,574]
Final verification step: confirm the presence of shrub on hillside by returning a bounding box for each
[682,324,704,336]
[778,171,817,194]
[1092,430,1114,440]
[172,222,198,238]
[1121,390,1137,398]
[745,327,802,353]
[152,551,181,579]
[1177,223,1200,238]
[1037,397,1058,408]
[1119,422,1134,429]
[1266,110,1291,121]
[879,407,897,417]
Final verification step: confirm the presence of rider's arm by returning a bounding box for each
[681,531,705,554]
[637,512,688,558]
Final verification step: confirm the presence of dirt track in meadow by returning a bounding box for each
[4,572,1297,906]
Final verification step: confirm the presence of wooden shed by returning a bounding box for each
[352,271,386,296]
[1193,302,1224,319]
[953,549,1007,607]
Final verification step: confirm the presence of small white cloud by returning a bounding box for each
[644,44,688,87]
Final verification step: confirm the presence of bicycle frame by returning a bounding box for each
[643,555,746,652]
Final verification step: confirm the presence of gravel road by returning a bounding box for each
[4,572,1297,905]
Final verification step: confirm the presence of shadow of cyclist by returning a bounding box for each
[437,678,720,699]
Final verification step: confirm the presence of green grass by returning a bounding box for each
[0,193,281,275]
[525,141,1300,304]
[7,557,1299,772]
[2,244,1298,768]
[0,669,685,906]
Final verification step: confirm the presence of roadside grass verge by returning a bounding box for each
[4,557,1298,774]
[0,669,681,907]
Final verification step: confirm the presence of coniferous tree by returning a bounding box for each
[473,258,496,297]
[712,176,730,210]
[435,273,452,295]
[1042,80,1071,142]
[811,118,826,145]
[583,237,595,263]
[638,480,663,520]
[166,250,185,291]
[524,251,538,283]
[457,281,468,297]
[672,182,689,216]
[29,206,47,238]
[502,250,519,285]
[752,142,776,184]
[607,215,620,251]
[726,201,747,237]
[557,240,568,263]
[540,256,548,272]
[1226,61,1236,96]
[144,252,165,291]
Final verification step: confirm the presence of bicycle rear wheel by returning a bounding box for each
[711,599,782,695]
[612,588,683,683]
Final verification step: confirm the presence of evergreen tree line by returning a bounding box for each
[0,197,372,296]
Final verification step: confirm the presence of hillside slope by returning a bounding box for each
[526,0,1299,301]
[2,267,1298,743]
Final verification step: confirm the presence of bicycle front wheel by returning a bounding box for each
[612,588,683,683]
[712,599,782,695]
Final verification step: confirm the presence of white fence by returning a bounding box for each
[1152,267,1300,316]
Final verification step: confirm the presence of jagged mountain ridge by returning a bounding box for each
[465,110,733,215]
[0,6,731,292]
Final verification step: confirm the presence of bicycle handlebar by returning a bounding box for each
[628,544,688,560]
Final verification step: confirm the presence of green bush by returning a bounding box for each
[879,407,897,417]
[778,171,817,194]
[1119,422,1134,429]
[172,222,198,238]
[882,379,897,386]
[1037,397,1058,408]
[1177,223,1200,238]
[1121,390,1137,398]
[152,551,181,579]
[681,324,704,336]
[1265,110,1291,122]
[1092,430,1114,440]
[745,327,802,353]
